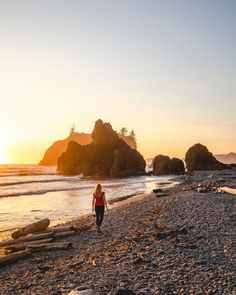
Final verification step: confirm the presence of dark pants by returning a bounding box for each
[95,205,105,227]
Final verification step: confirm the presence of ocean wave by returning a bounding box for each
[0,164,56,177]
[0,182,131,198]
[0,177,81,187]
[0,186,93,198]
[0,172,55,177]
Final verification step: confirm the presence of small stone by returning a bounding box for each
[67,289,94,295]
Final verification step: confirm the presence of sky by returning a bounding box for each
[0,0,235,163]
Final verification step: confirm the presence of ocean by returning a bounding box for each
[0,164,177,231]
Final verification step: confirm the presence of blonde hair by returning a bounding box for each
[94,184,102,196]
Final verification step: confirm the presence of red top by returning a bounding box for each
[94,192,105,206]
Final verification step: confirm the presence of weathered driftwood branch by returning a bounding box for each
[32,225,75,235]
[0,232,54,247]
[53,231,75,238]
[31,224,93,236]
[27,242,72,252]
[5,238,53,252]
[11,218,50,239]
[0,250,31,267]
[218,186,236,195]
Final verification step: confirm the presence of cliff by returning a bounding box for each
[57,119,146,177]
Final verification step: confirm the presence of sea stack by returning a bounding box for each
[152,155,185,175]
[39,126,136,166]
[185,143,226,171]
[57,119,146,177]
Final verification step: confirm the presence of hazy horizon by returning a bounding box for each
[0,0,235,164]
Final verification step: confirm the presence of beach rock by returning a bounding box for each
[153,155,184,175]
[57,119,146,177]
[185,143,226,171]
[153,155,171,175]
[169,158,185,175]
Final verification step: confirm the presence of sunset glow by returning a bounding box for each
[0,129,9,164]
[0,1,235,164]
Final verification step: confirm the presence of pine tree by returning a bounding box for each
[130,130,136,141]
[70,124,75,135]
[120,127,128,136]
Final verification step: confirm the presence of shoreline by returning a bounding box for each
[0,173,176,232]
[1,170,236,294]
[0,191,156,244]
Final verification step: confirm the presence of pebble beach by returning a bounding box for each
[0,171,236,295]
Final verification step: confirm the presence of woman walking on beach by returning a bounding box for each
[92,184,108,232]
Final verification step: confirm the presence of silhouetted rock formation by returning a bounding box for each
[153,155,185,175]
[169,158,185,175]
[39,132,92,166]
[185,143,226,171]
[39,126,137,166]
[153,155,171,175]
[57,120,146,177]
[120,134,137,150]
[215,152,236,164]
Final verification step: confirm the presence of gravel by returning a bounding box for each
[0,174,236,295]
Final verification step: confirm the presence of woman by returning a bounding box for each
[92,184,108,232]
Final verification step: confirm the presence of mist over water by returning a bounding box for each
[0,165,177,231]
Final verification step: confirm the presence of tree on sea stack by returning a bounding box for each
[185,143,226,171]
[119,127,128,136]
[130,130,136,140]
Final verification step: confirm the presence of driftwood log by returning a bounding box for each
[53,231,75,238]
[0,229,79,248]
[0,224,93,251]
[31,224,93,235]
[0,250,31,267]
[27,242,72,252]
[0,221,95,267]
[0,232,54,247]
[32,225,74,235]
[11,218,50,239]
[218,186,236,195]
[5,238,53,252]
